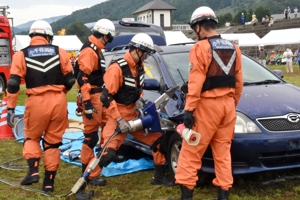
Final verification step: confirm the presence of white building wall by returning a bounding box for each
[153,10,171,27]
[136,11,152,23]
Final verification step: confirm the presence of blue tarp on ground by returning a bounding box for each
[0,102,154,177]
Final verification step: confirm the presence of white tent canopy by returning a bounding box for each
[260,28,300,45]
[220,33,261,47]
[164,31,194,45]
[14,35,83,52]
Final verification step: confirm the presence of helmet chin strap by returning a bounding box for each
[103,36,108,46]
[135,49,143,67]
[193,25,201,41]
[47,36,53,44]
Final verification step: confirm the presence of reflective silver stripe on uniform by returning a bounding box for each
[124,77,135,87]
[100,59,106,70]
[90,43,97,51]
[140,74,144,85]
[117,59,127,67]
[212,50,236,75]
[25,55,60,73]
[25,55,59,66]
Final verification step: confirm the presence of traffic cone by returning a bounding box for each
[0,96,15,139]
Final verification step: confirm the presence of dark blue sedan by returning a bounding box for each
[104,44,300,176]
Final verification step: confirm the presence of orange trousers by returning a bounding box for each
[85,103,166,178]
[81,92,104,179]
[23,91,69,171]
[175,95,236,191]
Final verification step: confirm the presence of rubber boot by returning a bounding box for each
[20,158,40,185]
[42,170,56,192]
[150,164,174,186]
[178,185,194,200]
[217,187,230,200]
[82,163,107,186]
[75,182,91,200]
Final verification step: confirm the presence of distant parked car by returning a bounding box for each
[85,20,166,51]
[104,44,300,177]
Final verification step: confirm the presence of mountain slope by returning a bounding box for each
[17,0,297,34]
[14,15,66,34]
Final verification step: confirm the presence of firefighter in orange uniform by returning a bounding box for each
[75,33,174,199]
[174,6,243,200]
[75,18,116,191]
[6,20,75,192]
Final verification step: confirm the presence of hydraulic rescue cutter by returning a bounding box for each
[71,85,179,197]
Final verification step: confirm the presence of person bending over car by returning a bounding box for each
[75,33,174,200]
[174,6,243,200]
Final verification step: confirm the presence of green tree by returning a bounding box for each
[217,13,233,27]
[254,6,271,22]
[246,8,253,23]
[232,9,247,25]
[66,21,91,43]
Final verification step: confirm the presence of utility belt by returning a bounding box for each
[90,87,103,94]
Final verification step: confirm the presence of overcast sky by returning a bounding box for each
[1,0,107,26]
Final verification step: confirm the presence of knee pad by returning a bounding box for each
[83,131,99,149]
[42,138,62,151]
[99,148,116,168]
[150,134,167,155]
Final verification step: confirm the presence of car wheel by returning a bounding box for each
[167,132,182,179]
[0,75,5,92]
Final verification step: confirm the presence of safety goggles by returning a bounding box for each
[142,51,150,59]
[106,33,114,43]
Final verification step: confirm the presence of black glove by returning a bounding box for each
[117,118,131,133]
[7,108,15,128]
[83,100,97,120]
[183,110,194,129]
[99,148,117,168]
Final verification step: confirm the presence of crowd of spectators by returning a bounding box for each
[266,47,300,69]
[284,6,298,19]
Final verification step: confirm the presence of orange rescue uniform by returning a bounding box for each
[7,36,73,171]
[78,35,105,179]
[89,51,165,174]
[175,37,243,191]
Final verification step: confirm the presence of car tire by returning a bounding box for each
[0,75,5,92]
[167,132,182,180]
[167,132,213,185]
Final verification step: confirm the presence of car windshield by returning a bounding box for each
[161,52,190,86]
[162,51,282,86]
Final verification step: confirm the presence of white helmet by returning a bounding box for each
[93,19,116,43]
[129,33,155,54]
[29,20,53,38]
[189,6,218,28]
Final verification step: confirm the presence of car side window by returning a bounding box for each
[144,56,162,82]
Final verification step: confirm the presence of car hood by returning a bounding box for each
[237,83,300,118]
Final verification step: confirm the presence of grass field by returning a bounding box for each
[1,64,300,200]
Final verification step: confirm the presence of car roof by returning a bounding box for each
[155,44,193,54]
[85,20,163,31]
[104,44,193,55]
